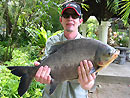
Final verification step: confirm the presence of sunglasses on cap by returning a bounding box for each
[62,12,81,19]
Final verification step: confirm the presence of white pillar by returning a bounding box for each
[128,26,130,48]
[98,21,111,44]
[127,26,130,60]
[80,24,87,37]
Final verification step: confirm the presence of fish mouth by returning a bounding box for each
[96,49,120,73]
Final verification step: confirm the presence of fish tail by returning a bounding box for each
[7,66,38,97]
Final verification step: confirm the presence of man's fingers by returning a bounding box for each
[35,65,51,84]
[41,66,51,79]
[87,61,96,80]
[87,61,93,72]
[83,60,94,81]
[35,66,44,81]
[83,60,89,75]
[47,75,51,84]
[80,61,88,82]
[40,66,48,79]
[91,72,96,79]
[78,66,82,83]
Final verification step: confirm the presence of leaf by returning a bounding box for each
[81,3,89,12]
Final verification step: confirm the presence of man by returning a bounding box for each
[35,2,96,98]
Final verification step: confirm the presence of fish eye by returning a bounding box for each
[108,52,111,56]
[107,50,114,56]
[103,52,111,58]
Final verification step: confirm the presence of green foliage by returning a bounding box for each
[0,29,63,97]
[85,17,99,39]
[0,0,63,61]
[0,46,45,98]
[51,30,63,37]
[118,0,130,25]
[26,26,63,48]
[26,26,48,48]
[107,0,118,14]
[81,3,89,12]
[0,66,20,98]
[0,45,6,62]
[109,31,129,47]
[0,66,44,98]
[4,46,41,66]
[111,0,130,25]
[114,31,129,47]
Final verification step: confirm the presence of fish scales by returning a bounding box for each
[41,39,98,81]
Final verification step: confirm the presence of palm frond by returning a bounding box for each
[107,0,118,14]
[118,0,130,25]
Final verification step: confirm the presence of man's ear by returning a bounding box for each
[79,18,83,24]
[59,16,62,23]
[78,18,83,27]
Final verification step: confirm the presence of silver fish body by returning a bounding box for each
[7,38,119,96]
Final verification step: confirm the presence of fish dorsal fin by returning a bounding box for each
[48,40,71,55]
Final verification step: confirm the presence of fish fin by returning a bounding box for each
[48,42,65,55]
[7,66,29,77]
[18,74,33,96]
[7,66,38,96]
[48,40,72,55]
[89,67,96,74]
[49,79,59,95]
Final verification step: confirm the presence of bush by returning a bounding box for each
[0,45,6,62]
[109,31,129,47]
[0,66,45,98]
[0,46,45,98]
[0,66,20,98]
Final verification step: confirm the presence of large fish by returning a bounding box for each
[7,38,119,96]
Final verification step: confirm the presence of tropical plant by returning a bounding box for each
[0,0,63,61]
[0,45,6,62]
[109,31,129,47]
[118,0,130,25]
[109,0,130,25]
[26,25,63,48]
[86,17,99,39]
[0,46,44,98]
[26,26,48,48]
[80,16,99,39]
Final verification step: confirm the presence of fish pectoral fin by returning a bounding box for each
[89,67,96,74]
[49,79,59,95]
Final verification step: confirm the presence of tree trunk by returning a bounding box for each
[3,1,22,61]
[3,2,12,39]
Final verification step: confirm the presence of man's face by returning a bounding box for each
[60,8,82,33]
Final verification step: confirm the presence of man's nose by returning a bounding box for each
[68,15,73,19]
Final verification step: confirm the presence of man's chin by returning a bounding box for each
[66,29,73,32]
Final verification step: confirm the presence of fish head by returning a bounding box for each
[94,43,120,72]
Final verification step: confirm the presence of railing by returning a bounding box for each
[115,47,130,65]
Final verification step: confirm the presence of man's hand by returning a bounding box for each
[34,61,51,84]
[78,60,96,90]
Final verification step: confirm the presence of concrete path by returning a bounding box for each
[97,62,130,84]
[88,62,130,98]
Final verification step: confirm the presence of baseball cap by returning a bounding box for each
[61,2,81,16]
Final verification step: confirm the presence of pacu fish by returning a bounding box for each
[7,38,119,96]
